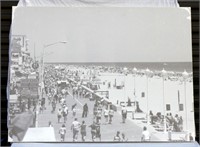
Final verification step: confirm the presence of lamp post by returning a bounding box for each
[35,41,66,128]
[40,41,67,98]
[145,68,151,125]
[123,67,128,103]
[161,68,167,133]
[132,67,137,107]
[182,70,189,139]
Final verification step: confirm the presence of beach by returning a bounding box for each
[96,72,195,136]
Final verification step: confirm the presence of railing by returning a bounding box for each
[67,77,117,111]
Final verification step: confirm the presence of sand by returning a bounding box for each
[97,72,195,135]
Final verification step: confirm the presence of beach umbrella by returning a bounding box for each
[15,71,23,77]
[182,70,189,79]
[133,67,137,73]
[123,67,128,73]
[11,110,35,141]
[145,68,150,73]
[123,67,127,70]
[161,68,168,77]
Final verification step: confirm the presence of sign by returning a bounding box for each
[21,79,29,88]
[95,91,109,99]
[29,82,38,88]
[28,74,37,79]
[10,95,18,103]
[30,90,39,98]
[20,87,38,99]
[20,79,39,96]
[32,62,39,70]
[20,89,31,97]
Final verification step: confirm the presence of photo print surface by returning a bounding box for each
[8,7,195,142]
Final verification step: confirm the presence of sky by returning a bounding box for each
[11,7,192,62]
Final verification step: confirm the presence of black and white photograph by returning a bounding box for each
[8,7,195,142]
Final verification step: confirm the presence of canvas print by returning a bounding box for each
[8,7,195,142]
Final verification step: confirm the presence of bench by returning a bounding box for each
[132,112,146,120]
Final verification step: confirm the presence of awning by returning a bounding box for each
[11,111,35,141]
[10,95,18,103]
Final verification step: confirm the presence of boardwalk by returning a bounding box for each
[37,86,161,142]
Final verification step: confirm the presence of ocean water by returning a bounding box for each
[46,62,193,73]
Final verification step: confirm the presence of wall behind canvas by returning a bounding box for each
[1,0,199,146]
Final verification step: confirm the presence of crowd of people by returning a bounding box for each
[41,65,120,142]
[166,113,183,132]
[53,64,193,83]
[40,64,155,142]
[149,111,183,132]
[33,64,192,142]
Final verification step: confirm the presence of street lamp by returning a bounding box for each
[182,70,189,139]
[145,68,151,125]
[41,41,67,97]
[43,41,67,48]
[36,41,66,128]
[123,67,128,103]
[42,41,67,68]
[132,67,137,106]
[161,68,167,133]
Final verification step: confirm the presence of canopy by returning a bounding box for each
[10,95,18,103]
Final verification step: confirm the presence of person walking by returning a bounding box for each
[54,94,58,104]
[51,100,56,113]
[109,107,114,124]
[71,118,81,142]
[95,122,101,141]
[60,97,65,107]
[178,116,183,131]
[141,126,150,141]
[72,87,76,98]
[174,114,180,132]
[104,107,109,124]
[72,106,77,118]
[48,93,52,105]
[121,106,127,123]
[41,97,46,110]
[57,108,62,123]
[72,103,77,117]
[82,103,88,118]
[63,105,69,123]
[59,124,67,142]
[93,104,98,118]
[96,108,102,124]
[89,121,96,142]
[39,102,43,114]
[80,121,87,142]
[28,98,31,110]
